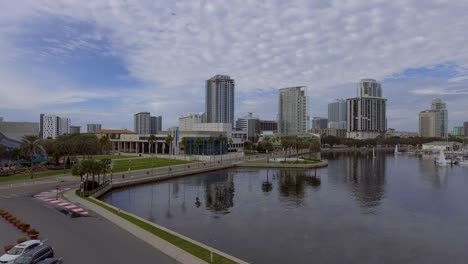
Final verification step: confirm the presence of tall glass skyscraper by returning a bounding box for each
[328,99,347,129]
[134,112,151,135]
[278,86,309,135]
[205,75,235,127]
[430,98,448,138]
[347,79,387,139]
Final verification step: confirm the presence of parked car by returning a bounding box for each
[36,258,62,264]
[0,240,42,264]
[12,245,53,264]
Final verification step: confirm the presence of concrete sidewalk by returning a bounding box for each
[64,190,207,264]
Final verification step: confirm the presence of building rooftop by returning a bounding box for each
[95,129,135,134]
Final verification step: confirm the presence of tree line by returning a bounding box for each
[321,135,465,148]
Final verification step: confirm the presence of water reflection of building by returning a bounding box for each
[345,153,386,209]
[205,171,235,213]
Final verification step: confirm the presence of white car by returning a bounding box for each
[0,240,42,264]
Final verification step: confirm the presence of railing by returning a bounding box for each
[76,182,111,197]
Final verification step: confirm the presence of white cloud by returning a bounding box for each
[0,0,468,130]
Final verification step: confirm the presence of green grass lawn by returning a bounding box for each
[87,197,237,264]
[111,157,191,172]
[92,154,141,160]
[0,169,70,183]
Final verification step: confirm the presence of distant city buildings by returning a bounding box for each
[419,99,448,138]
[278,86,309,135]
[40,114,70,139]
[431,99,448,137]
[312,128,346,138]
[0,119,39,141]
[385,128,419,138]
[70,126,81,134]
[205,75,235,127]
[452,126,464,136]
[87,124,102,133]
[312,117,328,130]
[346,79,387,139]
[150,116,162,134]
[328,99,347,129]
[465,122,468,137]
[236,113,260,142]
[259,120,278,133]
[134,112,163,135]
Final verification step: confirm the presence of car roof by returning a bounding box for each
[16,240,42,248]
[21,244,52,256]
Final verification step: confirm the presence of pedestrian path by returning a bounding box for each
[34,188,89,215]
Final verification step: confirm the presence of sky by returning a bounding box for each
[0,0,467,132]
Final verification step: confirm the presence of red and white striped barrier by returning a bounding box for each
[34,188,88,215]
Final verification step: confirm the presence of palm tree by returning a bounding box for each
[195,137,202,157]
[148,135,157,173]
[20,135,45,179]
[71,163,85,192]
[165,135,174,156]
[100,158,112,184]
[228,138,233,163]
[99,135,111,154]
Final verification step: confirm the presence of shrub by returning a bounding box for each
[27,228,38,235]
[3,244,13,253]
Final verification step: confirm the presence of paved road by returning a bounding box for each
[0,182,178,264]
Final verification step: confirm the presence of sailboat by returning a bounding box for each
[436,149,448,166]
[394,145,400,154]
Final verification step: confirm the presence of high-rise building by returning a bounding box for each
[41,115,70,139]
[134,112,151,135]
[179,113,203,131]
[236,113,260,142]
[347,79,387,139]
[278,86,309,135]
[70,126,81,134]
[464,122,468,137]
[205,75,235,127]
[328,99,347,129]
[259,120,278,132]
[452,126,464,136]
[150,116,162,134]
[87,124,102,133]
[431,99,448,137]
[312,117,328,130]
[419,110,440,137]
[418,99,448,138]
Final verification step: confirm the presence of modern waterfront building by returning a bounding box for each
[40,114,70,139]
[259,120,278,133]
[452,126,464,137]
[346,79,387,139]
[419,99,448,138]
[236,113,260,142]
[385,128,419,138]
[312,117,328,130]
[311,128,347,138]
[150,116,162,134]
[87,124,102,133]
[70,126,81,134]
[419,110,440,138]
[0,120,39,141]
[278,86,309,135]
[134,112,151,135]
[205,75,235,127]
[179,113,203,131]
[328,99,347,129]
[431,99,448,137]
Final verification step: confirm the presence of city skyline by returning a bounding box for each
[0,1,468,130]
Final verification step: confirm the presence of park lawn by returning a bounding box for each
[0,169,70,183]
[86,197,237,264]
[111,157,192,172]
[92,154,141,160]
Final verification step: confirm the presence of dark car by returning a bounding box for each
[13,245,54,264]
[37,258,63,264]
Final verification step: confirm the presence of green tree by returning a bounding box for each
[99,135,112,154]
[71,163,85,191]
[165,135,174,156]
[20,135,45,179]
[100,158,112,184]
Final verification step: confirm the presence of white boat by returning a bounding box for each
[436,150,448,166]
[394,145,400,154]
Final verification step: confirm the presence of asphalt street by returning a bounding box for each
[0,181,178,264]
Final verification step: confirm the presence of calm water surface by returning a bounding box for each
[101,153,468,263]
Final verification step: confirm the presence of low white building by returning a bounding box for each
[422,141,463,152]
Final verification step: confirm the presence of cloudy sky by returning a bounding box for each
[0,0,467,131]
